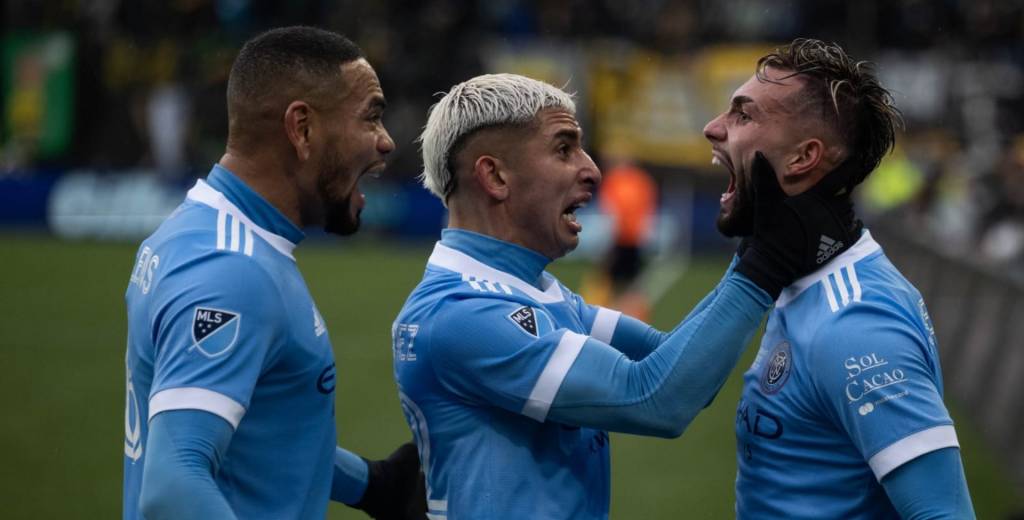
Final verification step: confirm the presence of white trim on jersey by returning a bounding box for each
[187,179,297,261]
[818,264,864,313]
[777,230,881,308]
[148,387,247,429]
[867,424,960,481]
[428,243,565,303]
[214,211,256,257]
[590,307,621,344]
[522,331,588,422]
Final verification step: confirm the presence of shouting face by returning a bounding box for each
[503,108,602,259]
[703,67,807,237]
[306,58,395,235]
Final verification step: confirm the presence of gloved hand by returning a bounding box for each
[353,442,427,520]
[735,152,862,299]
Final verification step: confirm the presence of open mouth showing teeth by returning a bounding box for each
[712,155,737,204]
[562,200,586,231]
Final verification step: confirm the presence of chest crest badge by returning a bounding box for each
[759,341,792,395]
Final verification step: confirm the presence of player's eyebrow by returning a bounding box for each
[367,94,387,111]
[731,95,755,111]
[552,126,582,144]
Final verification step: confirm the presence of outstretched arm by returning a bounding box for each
[546,271,769,436]
[592,256,741,361]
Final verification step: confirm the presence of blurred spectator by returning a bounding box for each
[580,149,658,320]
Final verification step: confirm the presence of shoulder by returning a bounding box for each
[145,226,285,317]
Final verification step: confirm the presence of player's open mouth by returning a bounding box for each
[712,153,736,206]
[562,197,589,233]
[356,164,387,205]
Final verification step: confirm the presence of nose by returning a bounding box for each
[580,150,602,186]
[703,114,726,143]
[378,128,396,155]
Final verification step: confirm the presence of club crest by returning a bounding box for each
[191,307,241,358]
[508,306,538,337]
[759,341,792,395]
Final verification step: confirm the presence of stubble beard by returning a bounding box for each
[318,151,361,237]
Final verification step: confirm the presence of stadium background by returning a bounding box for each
[4,0,1024,518]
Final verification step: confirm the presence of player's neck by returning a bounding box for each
[219,150,304,229]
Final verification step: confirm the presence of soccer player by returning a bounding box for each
[123,27,424,519]
[392,73,861,519]
[703,39,975,518]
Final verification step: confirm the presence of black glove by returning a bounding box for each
[353,442,427,519]
[735,152,863,299]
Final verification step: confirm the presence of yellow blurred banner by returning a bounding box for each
[486,41,777,167]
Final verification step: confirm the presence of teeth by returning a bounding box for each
[712,156,721,166]
[562,213,577,223]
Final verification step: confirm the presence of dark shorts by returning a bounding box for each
[608,245,643,285]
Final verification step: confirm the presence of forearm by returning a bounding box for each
[881,447,975,519]
[331,446,369,504]
[548,273,769,436]
[140,410,236,519]
[606,255,741,360]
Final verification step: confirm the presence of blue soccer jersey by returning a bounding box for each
[123,165,338,519]
[394,228,772,520]
[734,230,959,519]
[394,230,623,519]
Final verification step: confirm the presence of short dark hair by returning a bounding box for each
[226,26,363,143]
[756,38,903,187]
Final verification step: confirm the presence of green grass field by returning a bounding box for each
[3,233,1020,518]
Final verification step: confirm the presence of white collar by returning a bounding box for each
[776,230,882,308]
[427,243,565,303]
[186,179,297,261]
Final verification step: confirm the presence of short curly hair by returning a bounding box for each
[756,38,904,187]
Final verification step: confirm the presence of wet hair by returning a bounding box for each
[418,73,576,204]
[227,26,363,145]
[757,38,904,187]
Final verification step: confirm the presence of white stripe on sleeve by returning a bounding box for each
[230,214,241,252]
[216,210,227,250]
[867,424,959,481]
[521,331,587,422]
[243,224,254,256]
[590,307,621,344]
[148,387,247,429]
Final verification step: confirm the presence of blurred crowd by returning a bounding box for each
[4,0,1024,271]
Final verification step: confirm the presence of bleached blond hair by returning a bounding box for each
[418,73,575,203]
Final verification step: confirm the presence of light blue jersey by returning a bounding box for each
[394,229,774,519]
[123,166,338,519]
[394,231,614,519]
[735,231,958,519]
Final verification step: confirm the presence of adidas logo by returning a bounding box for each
[816,235,843,264]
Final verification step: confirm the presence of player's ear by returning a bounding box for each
[786,138,824,179]
[283,101,313,162]
[474,155,509,201]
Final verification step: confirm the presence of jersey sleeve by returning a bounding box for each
[571,291,659,361]
[425,295,578,421]
[808,307,958,481]
[147,252,284,428]
[570,255,742,361]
